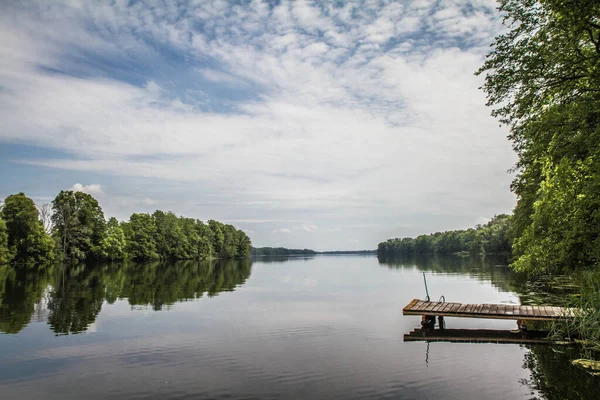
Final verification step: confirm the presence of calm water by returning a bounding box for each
[0,255,596,399]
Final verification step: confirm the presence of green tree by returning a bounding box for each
[1,193,54,263]
[221,224,239,259]
[194,220,213,259]
[99,217,127,261]
[0,218,9,265]
[152,210,188,259]
[236,230,252,258]
[476,0,600,274]
[208,220,225,257]
[51,190,106,262]
[251,247,316,256]
[122,213,159,260]
[377,215,513,258]
[179,217,200,258]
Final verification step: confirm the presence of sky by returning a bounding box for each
[0,0,516,251]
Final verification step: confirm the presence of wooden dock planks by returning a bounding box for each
[402,298,574,321]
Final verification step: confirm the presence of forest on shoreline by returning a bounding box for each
[0,191,251,265]
[251,247,317,256]
[377,214,512,258]
[251,247,376,256]
[379,0,600,357]
[381,0,600,279]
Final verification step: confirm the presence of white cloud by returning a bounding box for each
[0,0,517,249]
[71,183,104,196]
[299,224,318,233]
[140,198,157,206]
[197,68,250,87]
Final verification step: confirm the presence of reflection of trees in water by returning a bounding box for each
[0,259,252,335]
[48,263,107,335]
[521,345,599,400]
[379,254,600,396]
[106,259,253,310]
[377,253,528,295]
[0,264,53,334]
[252,255,316,263]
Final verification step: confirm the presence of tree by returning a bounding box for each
[476,0,600,273]
[194,220,213,259]
[0,218,10,265]
[122,213,159,261]
[377,215,513,258]
[51,190,106,262]
[221,224,239,259]
[207,220,225,257]
[152,210,188,259]
[236,230,252,258]
[1,193,54,263]
[476,0,600,128]
[99,217,127,261]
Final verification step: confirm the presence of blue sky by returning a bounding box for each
[0,0,516,250]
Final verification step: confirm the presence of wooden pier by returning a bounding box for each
[403,298,574,321]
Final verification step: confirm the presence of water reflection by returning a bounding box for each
[0,259,252,335]
[1,255,597,399]
[378,253,528,294]
[523,346,599,400]
[378,254,599,399]
[0,265,52,334]
[251,255,316,263]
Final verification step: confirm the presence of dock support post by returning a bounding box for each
[421,315,436,330]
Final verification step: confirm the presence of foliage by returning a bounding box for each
[550,272,600,355]
[0,218,9,265]
[51,190,106,262]
[511,154,600,274]
[99,217,127,261]
[1,193,54,264]
[377,215,513,257]
[206,219,251,260]
[476,0,600,274]
[153,210,189,259]
[252,247,317,256]
[122,213,159,261]
[2,191,251,265]
[121,212,250,261]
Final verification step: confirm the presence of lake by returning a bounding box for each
[0,255,596,399]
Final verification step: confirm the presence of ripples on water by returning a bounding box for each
[0,255,597,399]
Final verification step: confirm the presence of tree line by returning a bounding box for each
[377,214,512,257]
[380,0,600,277]
[251,247,317,256]
[251,248,377,256]
[0,191,251,265]
[475,0,600,275]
